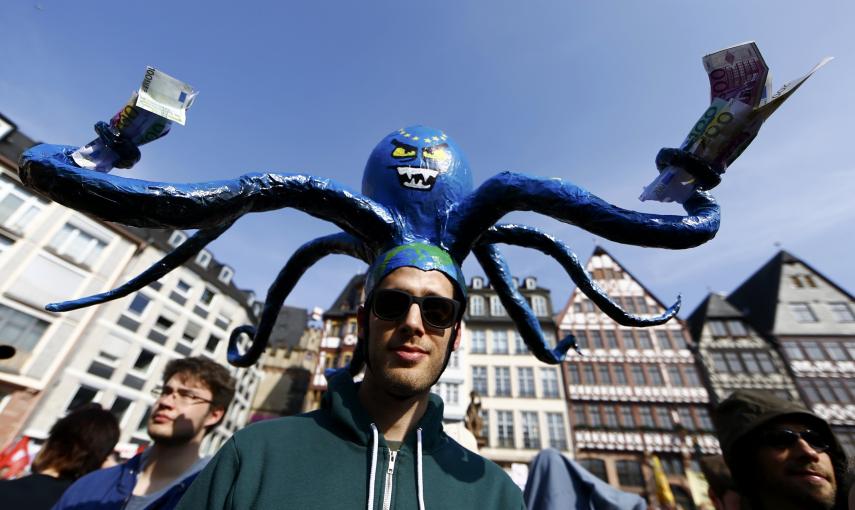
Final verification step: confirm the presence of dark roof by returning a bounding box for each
[324,273,365,319]
[727,251,785,335]
[0,128,37,168]
[686,293,743,342]
[269,305,308,349]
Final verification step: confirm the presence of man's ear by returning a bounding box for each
[357,305,367,340]
[204,406,225,429]
[452,323,462,351]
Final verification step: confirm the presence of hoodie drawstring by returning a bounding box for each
[368,423,379,510]
[416,427,425,510]
[367,424,426,510]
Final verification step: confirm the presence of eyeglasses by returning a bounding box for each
[372,289,460,329]
[151,386,213,406]
[759,428,830,453]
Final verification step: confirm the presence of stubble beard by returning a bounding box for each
[147,422,197,447]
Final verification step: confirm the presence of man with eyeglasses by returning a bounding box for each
[53,356,235,510]
[713,389,848,510]
[176,243,524,509]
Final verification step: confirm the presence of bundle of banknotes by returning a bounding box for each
[639,42,832,203]
[72,67,197,172]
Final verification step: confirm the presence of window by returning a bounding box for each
[614,365,628,385]
[521,412,540,449]
[546,413,568,450]
[826,343,848,361]
[634,297,649,314]
[696,407,714,431]
[0,233,13,255]
[604,406,619,429]
[583,365,596,385]
[654,406,673,429]
[494,367,511,397]
[726,320,747,336]
[133,349,156,372]
[667,366,683,386]
[567,364,581,385]
[67,385,98,412]
[127,294,150,316]
[656,331,672,350]
[783,342,805,360]
[214,313,231,330]
[616,460,644,487]
[514,333,528,354]
[88,334,130,380]
[182,321,202,344]
[496,411,515,448]
[448,350,459,369]
[604,330,618,349]
[48,222,108,267]
[168,230,187,247]
[684,366,701,385]
[575,331,588,350]
[573,406,587,427]
[660,455,685,476]
[711,352,728,372]
[200,288,215,307]
[790,303,818,323]
[219,266,234,285]
[741,352,760,373]
[830,303,855,323]
[803,341,826,361]
[541,368,559,398]
[709,320,727,336]
[646,365,663,385]
[619,405,634,427]
[110,397,133,423]
[621,330,636,350]
[588,405,602,427]
[136,406,152,431]
[480,409,489,445]
[678,407,696,431]
[493,330,508,354]
[531,295,548,317]
[518,367,535,397]
[597,365,612,385]
[195,250,212,268]
[756,352,775,373]
[579,458,607,481]
[489,296,505,316]
[631,365,645,385]
[471,330,486,353]
[637,330,653,350]
[0,304,49,371]
[524,277,536,290]
[0,174,47,233]
[472,366,488,395]
[673,330,690,349]
[639,407,655,428]
[589,331,602,350]
[205,334,221,353]
[471,277,483,289]
[469,295,485,316]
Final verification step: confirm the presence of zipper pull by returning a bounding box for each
[388,450,397,474]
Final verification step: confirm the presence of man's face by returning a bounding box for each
[752,420,837,510]
[148,374,223,445]
[359,266,460,399]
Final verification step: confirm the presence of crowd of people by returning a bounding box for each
[1,255,853,509]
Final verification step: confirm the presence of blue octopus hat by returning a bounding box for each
[365,242,468,305]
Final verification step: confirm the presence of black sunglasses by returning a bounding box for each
[759,428,830,453]
[372,289,460,330]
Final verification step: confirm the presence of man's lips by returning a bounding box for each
[789,469,831,484]
[391,345,428,362]
[151,413,173,424]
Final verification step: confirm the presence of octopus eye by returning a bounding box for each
[423,145,451,162]
[392,146,417,159]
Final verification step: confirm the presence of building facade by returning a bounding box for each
[556,247,718,508]
[463,275,573,471]
[687,292,800,405]
[728,251,855,455]
[251,306,323,420]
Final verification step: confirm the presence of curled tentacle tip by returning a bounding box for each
[45,302,63,312]
[227,324,261,368]
[557,333,583,357]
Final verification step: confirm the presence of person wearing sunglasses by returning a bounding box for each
[176,243,524,510]
[53,356,235,510]
[713,389,847,510]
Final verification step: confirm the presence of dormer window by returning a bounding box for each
[196,250,212,268]
[219,266,234,285]
[524,277,536,290]
[168,231,187,247]
[471,277,483,289]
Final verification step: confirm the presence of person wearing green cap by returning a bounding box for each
[175,243,524,509]
[712,389,847,510]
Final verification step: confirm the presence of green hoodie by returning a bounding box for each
[175,371,525,509]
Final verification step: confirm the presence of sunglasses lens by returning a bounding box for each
[801,430,830,452]
[373,290,411,320]
[421,297,457,329]
[764,430,800,448]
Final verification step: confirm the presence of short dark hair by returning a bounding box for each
[162,356,236,428]
[31,404,119,480]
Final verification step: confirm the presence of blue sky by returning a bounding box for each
[2,1,853,318]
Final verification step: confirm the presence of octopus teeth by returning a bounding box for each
[397,167,438,190]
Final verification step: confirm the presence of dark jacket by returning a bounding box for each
[51,452,203,510]
[175,370,525,509]
[712,389,847,510]
[0,473,73,510]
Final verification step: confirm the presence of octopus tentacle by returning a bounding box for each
[228,233,373,367]
[480,224,680,327]
[447,170,719,261]
[46,221,235,312]
[19,144,398,252]
[473,243,579,365]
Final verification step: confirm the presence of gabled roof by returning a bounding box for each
[728,250,854,335]
[324,273,365,318]
[685,293,743,342]
[269,305,308,349]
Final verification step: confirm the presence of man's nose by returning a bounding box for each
[400,303,425,335]
[793,437,822,461]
